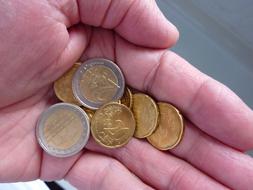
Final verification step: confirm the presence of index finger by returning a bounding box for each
[77,0,179,48]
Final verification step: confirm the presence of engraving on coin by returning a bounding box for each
[121,87,133,109]
[54,63,80,105]
[36,103,90,157]
[147,103,184,150]
[132,93,159,138]
[81,66,118,103]
[91,103,135,148]
[72,58,125,109]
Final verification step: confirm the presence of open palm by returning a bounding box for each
[0,1,253,190]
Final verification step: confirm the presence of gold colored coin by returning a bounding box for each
[43,109,84,150]
[147,103,184,150]
[54,63,80,105]
[120,87,133,109]
[91,103,135,148]
[82,106,95,121]
[132,93,159,138]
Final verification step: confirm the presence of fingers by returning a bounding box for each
[77,0,179,48]
[46,24,90,81]
[171,122,253,190]
[0,89,56,182]
[87,139,228,190]
[65,151,153,190]
[80,27,115,61]
[40,152,83,181]
[115,36,253,151]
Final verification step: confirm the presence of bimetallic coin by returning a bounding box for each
[121,87,133,109]
[91,103,135,148]
[72,58,125,110]
[147,103,184,150]
[54,63,81,105]
[132,93,159,138]
[36,103,90,157]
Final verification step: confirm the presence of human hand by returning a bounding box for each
[0,1,253,190]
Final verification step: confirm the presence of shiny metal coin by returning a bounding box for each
[91,102,135,148]
[72,58,125,110]
[36,103,90,157]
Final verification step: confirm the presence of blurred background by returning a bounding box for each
[1,0,252,189]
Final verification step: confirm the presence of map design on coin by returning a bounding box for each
[91,103,135,148]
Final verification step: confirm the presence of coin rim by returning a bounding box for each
[132,93,159,138]
[72,58,125,110]
[147,102,184,150]
[90,102,136,148]
[36,103,90,157]
[53,63,81,105]
[121,87,133,109]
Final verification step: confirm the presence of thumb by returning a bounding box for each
[50,24,90,79]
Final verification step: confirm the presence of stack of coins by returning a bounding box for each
[36,58,184,157]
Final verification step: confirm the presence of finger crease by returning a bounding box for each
[186,77,211,113]
[63,153,83,180]
[168,165,187,190]
[145,51,167,93]
[114,0,136,29]
[100,0,113,27]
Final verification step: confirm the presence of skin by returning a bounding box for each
[0,0,253,189]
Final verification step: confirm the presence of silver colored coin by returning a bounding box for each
[72,58,125,110]
[36,103,90,157]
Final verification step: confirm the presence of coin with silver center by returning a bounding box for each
[36,103,90,157]
[72,58,125,110]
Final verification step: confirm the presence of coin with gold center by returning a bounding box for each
[121,87,133,109]
[36,103,90,157]
[72,58,125,110]
[132,93,159,138]
[147,103,184,150]
[54,63,81,105]
[91,103,135,148]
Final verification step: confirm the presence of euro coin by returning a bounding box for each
[72,58,125,110]
[82,106,95,121]
[36,103,90,157]
[91,103,135,148]
[121,87,133,109]
[147,103,184,150]
[54,63,80,105]
[132,93,159,138]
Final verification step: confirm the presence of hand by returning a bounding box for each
[0,1,252,190]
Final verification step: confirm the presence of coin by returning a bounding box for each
[54,63,81,105]
[36,103,90,157]
[82,106,95,121]
[147,103,184,150]
[132,93,159,138]
[72,58,125,110]
[120,87,133,109]
[91,103,135,148]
